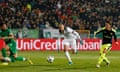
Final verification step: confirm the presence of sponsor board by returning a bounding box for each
[17,39,102,51]
[0,39,5,50]
[0,39,119,51]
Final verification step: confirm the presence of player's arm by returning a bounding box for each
[66,27,81,39]
[67,27,83,44]
[112,29,118,44]
[94,27,105,38]
[72,31,81,40]
[72,30,83,44]
[2,30,14,39]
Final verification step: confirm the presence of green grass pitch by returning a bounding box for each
[0,51,120,72]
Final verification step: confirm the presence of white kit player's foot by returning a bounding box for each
[68,62,73,65]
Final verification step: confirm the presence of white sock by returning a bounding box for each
[65,51,72,62]
[23,57,26,61]
[73,47,77,53]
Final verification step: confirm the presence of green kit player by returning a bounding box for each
[94,21,118,68]
[0,22,33,65]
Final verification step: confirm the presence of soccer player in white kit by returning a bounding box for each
[58,24,83,65]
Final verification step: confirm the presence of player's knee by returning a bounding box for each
[103,49,107,53]
[3,45,9,50]
[100,54,105,58]
[13,54,17,58]
[100,55,104,58]
[7,51,10,55]
[64,48,68,52]
[64,45,69,52]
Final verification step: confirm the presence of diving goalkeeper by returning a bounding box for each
[0,22,33,65]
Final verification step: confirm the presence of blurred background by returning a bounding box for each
[0,0,119,38]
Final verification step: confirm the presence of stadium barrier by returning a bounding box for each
[0,39,120,51]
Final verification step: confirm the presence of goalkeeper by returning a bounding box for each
[94,21,118,68]
[0,22,33,65]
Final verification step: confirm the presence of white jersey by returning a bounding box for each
[59,27,81,39]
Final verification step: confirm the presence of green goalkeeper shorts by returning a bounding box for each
[7,40,17,55]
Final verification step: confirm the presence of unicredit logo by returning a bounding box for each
[16,39,102,51]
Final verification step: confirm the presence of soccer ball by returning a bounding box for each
[47,56,54,63]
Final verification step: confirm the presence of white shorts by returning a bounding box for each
[62,39,77,49]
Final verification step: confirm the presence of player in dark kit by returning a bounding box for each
[94,21,118,68]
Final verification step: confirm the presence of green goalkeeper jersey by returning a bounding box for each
[0,29,14,44]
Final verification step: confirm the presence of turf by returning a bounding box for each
[0,51,120,72]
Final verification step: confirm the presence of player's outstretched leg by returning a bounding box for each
[97,53,110,68]
[9,53,33,64]
[96,45,109,68]
[96,53,105,68]
[8,41,33,64]
[0,56,9,66]
[65,51,73,65]
[1,48,7,57]
[15,56,33,64]
[103,55,110,66]
[26,57,33,64]
[71,40,78,54]
[1,47,9,65]
[64,45,73,65]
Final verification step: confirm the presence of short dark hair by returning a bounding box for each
[0,21,6,27]
[0,22,4,27]
[106,21,110,24]
[106,21,112,26]
[58,23,64,26]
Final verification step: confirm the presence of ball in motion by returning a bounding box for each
[47,56,54,63]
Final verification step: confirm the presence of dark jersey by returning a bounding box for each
[95,28,117,44]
